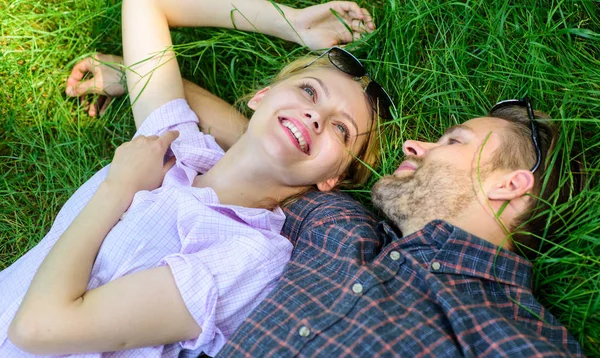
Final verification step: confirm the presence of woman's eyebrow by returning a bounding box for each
[306,76,330,98]
[305,76,359,136]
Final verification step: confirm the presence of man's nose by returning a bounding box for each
[402,140,435,157]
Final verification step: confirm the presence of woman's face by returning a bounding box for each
[246,67,373,191]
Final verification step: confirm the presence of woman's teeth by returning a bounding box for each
[282,120,308,153]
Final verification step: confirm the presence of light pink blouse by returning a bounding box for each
[0,99,292,357]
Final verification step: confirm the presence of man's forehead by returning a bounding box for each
[447,117,510,137]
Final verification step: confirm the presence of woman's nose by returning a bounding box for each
[304,110,324,133]
[402,140,434,157]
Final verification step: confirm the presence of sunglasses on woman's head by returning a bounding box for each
[304,47,396,120]
[490,97,542,173]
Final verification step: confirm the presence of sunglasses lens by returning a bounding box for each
[366,81,395,119]
[328,47,366,77]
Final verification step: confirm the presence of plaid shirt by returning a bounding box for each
[217,190,584,357]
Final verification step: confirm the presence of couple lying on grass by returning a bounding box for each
[0,0,585,356]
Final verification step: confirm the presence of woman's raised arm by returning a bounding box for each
[122,0,374,127]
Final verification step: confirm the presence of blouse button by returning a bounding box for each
[431,261,441,271]
[389,251,401,261]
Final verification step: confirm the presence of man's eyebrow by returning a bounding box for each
[306,76,359,138]
[442,124,473,137]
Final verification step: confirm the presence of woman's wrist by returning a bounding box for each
[97,180,135,212]
[231,1,300,45]
[271,5,301,44]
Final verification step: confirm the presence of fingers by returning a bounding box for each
[66,56,94,96]
[162,156,177,176]
[98,97,114,117]
[132,130,179,157]
[335,2,375,28]
[333,2,375,43]
[159,130,180,149]
[349,12,374,33]
[68,77,104,98]
[66,56,101,97]
[361,8,375,31]
[78,95,110,117]
[336,2,364,20]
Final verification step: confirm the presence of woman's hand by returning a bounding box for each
[106,131,180,198]
[290,1,375,49]
[65,53,125,117]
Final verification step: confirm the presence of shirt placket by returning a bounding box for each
[292,249,404,354]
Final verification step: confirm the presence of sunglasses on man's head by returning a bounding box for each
[490,97,542,173]
[305,47,396,120]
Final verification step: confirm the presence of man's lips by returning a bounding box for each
[279,116,312,155]
[394,161,417,173]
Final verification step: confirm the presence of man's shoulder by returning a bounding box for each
[281,190,380,245]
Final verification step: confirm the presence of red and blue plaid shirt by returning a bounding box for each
[217,190,584,357]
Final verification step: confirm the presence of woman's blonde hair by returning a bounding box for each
[243,55,383,192]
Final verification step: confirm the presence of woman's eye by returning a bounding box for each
[301,84,316,99]
[448,138,461,145]
[335,123,350,142]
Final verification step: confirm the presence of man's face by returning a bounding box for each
[372,117,511,233]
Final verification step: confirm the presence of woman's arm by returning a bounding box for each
[65,1,373,141]
[64,54,248,150]
[122,0,374,127]
[8,132,204,355]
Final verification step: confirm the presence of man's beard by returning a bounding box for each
[371,157,477,235]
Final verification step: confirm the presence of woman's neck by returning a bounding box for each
[193,138,309,208]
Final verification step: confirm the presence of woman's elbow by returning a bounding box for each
[8,315,53,355]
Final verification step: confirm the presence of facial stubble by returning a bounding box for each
[372,158,476,235]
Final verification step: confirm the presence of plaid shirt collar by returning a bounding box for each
[379,220,533,289]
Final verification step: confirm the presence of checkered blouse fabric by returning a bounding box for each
[0,99,292,357]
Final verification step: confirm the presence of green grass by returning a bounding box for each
[1,0,599,355]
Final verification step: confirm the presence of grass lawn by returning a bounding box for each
[1,0,599,355]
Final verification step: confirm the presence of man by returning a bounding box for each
[215,101,585,357]
[65,35,584,358]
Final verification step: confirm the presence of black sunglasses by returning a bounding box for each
[305,47,396,120]
[490,97,542,173]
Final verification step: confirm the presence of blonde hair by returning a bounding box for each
[242,55,382,192]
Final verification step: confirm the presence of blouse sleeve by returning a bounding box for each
[160,233,292,356]
[134,99,225,184]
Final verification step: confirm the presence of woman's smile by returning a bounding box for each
[279,116,312,155]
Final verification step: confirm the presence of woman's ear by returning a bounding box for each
[316,176,341,192]
[487,169,535,201]
[248,87,270,110]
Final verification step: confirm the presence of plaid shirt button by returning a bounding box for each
[299,326,311,337]
[352,283,364,294]
[390,251,401,261]
[431,261,441,271]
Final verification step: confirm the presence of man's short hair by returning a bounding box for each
[488,105,585,260]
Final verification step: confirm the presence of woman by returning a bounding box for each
[2,0,393,357]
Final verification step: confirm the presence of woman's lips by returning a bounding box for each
[279,116,311,155]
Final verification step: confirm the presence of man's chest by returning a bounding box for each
[224,247,558,358]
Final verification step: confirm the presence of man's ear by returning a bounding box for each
[316,176,341,192]
[248,87,270,110]
[487,170,535,201]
